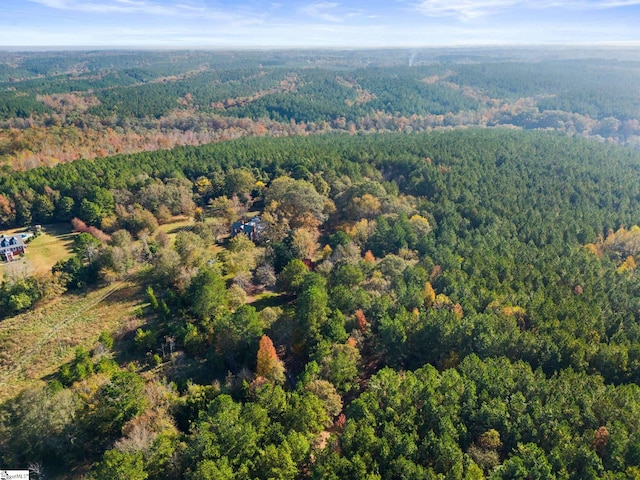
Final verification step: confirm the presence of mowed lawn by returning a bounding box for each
[0,223,76,280]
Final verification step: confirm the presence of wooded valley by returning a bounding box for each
[2,49,640,479]
[2,48,640,171]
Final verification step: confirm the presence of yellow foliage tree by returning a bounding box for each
[424,281,436,307]
[292,227,320,259]
[346,218,375,246]
[194,176,212,195]
[351,194,381,220]
[410,214,432,236]
[618,255,637,273]
[604,225,640,258]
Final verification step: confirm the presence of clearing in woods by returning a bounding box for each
[0,216,223,403]
[0,216,208,280]
[158,215,226,254]
[0,278,145,402]
[0,223,75,280]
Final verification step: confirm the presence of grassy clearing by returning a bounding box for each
[0,223,75,280]
[0,217,230,403]
[158,216,225,256]
[249,291,288,310]
[27,223,76,273]
[0,279,145,402]
[157,215,194,237]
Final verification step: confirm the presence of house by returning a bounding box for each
[231,216,264,242]
[0,234,26,261]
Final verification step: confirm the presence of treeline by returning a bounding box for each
[1,129,639,232]
[3,130,640,478]
[0,49,384,83]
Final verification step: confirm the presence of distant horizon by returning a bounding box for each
[2,43,640,53]
[2,1,640,48]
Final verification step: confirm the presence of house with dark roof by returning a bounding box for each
[231,216,264,242]
[0,234,26,261]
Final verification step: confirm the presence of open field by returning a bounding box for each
[157,215,194,237]
[0,278,145,402]
[0,223,75,280]
[248,290,288,310]
[0,217,228,403]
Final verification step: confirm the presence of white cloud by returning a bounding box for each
[7,0,639,47]
[28,0,258,21]
[299,2,361,23]
[2,18,639,48]
[30,0,167,14]
[414,0,517,19]
[28,0,68,8]
[300,2,343,22]
[414,0,640,19]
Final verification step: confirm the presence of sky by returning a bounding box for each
[1,0,640,48]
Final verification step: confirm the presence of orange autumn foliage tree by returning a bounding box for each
[355,309,367,332]
[363,250,375,263]
[256,335,285,384]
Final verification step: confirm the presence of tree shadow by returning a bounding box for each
[250,292,291,310]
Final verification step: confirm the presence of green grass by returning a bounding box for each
[157,215,195,237]
[0,223,75,279]
[0,279,145,402]
[0,217,230,403]
[250,291,289,310]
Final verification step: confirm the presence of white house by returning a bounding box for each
[0,234,26,261]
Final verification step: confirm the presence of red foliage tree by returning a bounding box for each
[71,217,111,242]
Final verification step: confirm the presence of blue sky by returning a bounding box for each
[1,0,640,47]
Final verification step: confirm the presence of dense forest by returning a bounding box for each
[3,129,640,478]
[1,48,640,170]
